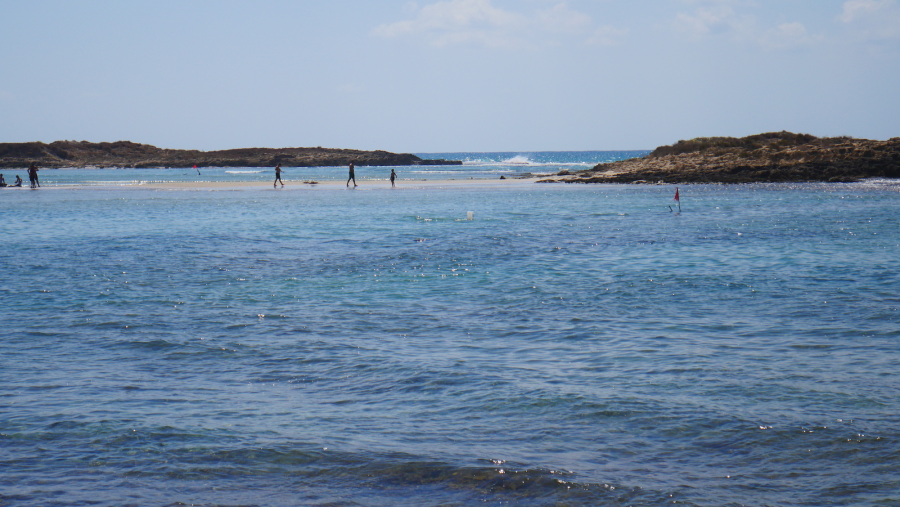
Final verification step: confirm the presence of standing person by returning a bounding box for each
[28,163,39,188]
[274,163,284,188]
[390,168,396,188]
[346,160,357,187]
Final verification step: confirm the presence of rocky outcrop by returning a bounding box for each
[413,159,463,166]
[0,141,461,168]
[540,132,900,184]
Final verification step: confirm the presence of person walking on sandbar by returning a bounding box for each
[28,163,39,188]
[390,168,396,188]
[347,160,357,187]
[274,163,284,188]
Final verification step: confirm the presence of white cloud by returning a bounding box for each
[373,0,599,48]
[672,1,743,39]
[839,0,894,22]
[759,22,822,50]
[536,3,591,34]
[672,1,826,50]
[373,0,527,47]
[838,0,900,39]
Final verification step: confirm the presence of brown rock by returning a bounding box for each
[542,132,900,184]
[0,141,461,169]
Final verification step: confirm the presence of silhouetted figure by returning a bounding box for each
[347,161,357,187]
[13,175,22,187]
[274,163,284,188]
[0,174,6,187]
[27,164,39,188]
[390,168,396,188]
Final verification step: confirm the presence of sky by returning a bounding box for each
[1,0,898,152]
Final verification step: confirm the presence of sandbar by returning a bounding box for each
[43,177,547,191]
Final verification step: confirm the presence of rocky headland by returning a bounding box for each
[540,132,900,184]
[0,141,462,169]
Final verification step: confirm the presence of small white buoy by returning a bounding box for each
[467,211,474,220]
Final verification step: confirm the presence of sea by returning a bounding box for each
[1,151,899,507]
[6,151,644,187]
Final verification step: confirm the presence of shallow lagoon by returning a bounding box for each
[7,150,648,187]
[1,178,899,506]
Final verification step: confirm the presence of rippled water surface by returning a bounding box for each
[1,180,899,506]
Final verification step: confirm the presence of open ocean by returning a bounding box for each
[1,152,899,506]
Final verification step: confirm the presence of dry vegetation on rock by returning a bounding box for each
[541,132,900,184]
[0,141,457,169]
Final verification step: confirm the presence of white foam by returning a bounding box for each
[502,155,531,165]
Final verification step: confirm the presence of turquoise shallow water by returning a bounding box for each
[0,150,648,187]
[1,175,899,506]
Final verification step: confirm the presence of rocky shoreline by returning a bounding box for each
[539,132,900,184]
[0,141,462,169]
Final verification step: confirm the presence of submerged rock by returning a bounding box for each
[414,159,463,166]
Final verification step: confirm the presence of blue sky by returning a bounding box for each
[1,0,898,151]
